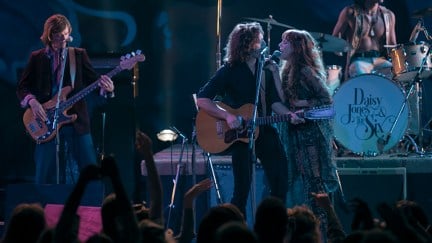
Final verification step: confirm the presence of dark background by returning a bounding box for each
[1,0,432,199]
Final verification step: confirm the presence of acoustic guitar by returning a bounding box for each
[195,102,335,153]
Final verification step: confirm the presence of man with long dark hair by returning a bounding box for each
[196,22,297,216]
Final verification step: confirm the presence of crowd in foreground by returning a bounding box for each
[1,131,431,243]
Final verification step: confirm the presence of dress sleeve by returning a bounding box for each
[301,67,332,107]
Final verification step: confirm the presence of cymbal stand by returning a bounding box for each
[399,41,432,156]
[266,15,273,53]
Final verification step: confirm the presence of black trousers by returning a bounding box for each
[230,125,288,217]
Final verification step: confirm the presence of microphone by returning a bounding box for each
[409,21,422,43]
[265,50,282,67]
[66,36,74,43]
[170,126,188,141]
[269,50,281,63]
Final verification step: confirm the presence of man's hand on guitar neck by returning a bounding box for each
[29,98,47,121]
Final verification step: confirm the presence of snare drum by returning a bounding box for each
[326,65,342,95]
[333,74,408,155]
[390,42,432,82]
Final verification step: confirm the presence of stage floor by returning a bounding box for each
[335,152,432,173]
[151,144,432,173]
[148,144,432,231]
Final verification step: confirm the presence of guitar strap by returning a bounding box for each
[68,47,76,89]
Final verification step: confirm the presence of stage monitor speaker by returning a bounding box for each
[334,167,406,233]
[208,163,268,226]
[4,182,104,224]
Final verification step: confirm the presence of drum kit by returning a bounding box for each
[334,7,432,156]
[247,8,432,156]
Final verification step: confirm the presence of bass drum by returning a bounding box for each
[333,74,408,155]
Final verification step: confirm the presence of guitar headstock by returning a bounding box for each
[119,50,146,70]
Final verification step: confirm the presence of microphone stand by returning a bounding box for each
[166,133,188,229]
[248,50,266,218]
[53,47,68,184]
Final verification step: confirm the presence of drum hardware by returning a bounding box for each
[310,32,352,53]
[244,16,295,29]
[392,42,432,156]
[411,7,432,19]
[326,65,342,95]
[390,18,432,82]
[389,42,432,82]
[244,15,295,55]
[377,81,417,154]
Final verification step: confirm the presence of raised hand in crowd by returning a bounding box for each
[176,178,213,243]
[100,156,141,243]
[349,197,374,231]
[377,202,431,243]
[135,130,164,224]
[311,192,346,243]
[183,178,213,209]
[54,165,102,243]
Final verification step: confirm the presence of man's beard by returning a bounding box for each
[249,49,261,59]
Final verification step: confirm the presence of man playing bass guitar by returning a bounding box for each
[17,14,115,184]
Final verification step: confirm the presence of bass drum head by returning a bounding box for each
[333,74,408,155]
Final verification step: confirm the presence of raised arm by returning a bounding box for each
[54,165,102,243]
[135,130,164,224]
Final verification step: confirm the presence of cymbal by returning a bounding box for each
[412,7,432,18]
[244,17,295,29]
[310,32,351,52]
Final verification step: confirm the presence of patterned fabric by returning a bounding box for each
[278,69,338,242]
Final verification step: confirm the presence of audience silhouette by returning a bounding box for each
[1,131,431,243]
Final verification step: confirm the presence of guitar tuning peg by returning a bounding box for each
[120,56,125,61]
[136,50,142,55]
[131,51,136,56]
[126,53,131,59]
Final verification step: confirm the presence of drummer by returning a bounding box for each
[332,0,397,80]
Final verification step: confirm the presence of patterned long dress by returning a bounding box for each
[277,67,338,242]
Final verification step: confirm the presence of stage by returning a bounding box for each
[144,144,432,231]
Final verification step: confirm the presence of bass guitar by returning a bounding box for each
[23,50,145,143]
[195,102,335,153]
